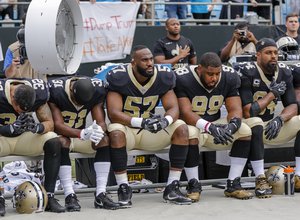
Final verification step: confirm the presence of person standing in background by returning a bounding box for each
[165,0,188,24]
[153,18,197,69]
[219,0,244,24]
[191,0,217,25]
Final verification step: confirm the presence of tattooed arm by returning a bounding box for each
[35,103,54,133]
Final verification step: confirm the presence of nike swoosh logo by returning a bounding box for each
[167,194,178,200]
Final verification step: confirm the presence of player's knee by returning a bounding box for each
[93,135,109,150]
[109,130,126,148]
[43,137,61,157]
[189,138,199,145]
[172,124,189,144]
[58,136,71,149]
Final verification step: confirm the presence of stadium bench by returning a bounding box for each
[0,140,293,163]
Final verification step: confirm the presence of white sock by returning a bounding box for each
[94,162,110,196]
[58,165,74,197]
[295,157,300,176]
[115,173,128,186]
[228,157,247,180]
[250,160,265,177]
[184,167,199,181]
[167,170,182,185]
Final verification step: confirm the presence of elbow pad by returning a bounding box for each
[250,101,261,117]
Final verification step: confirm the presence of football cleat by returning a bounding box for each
[94,192,120,210]
[0,196,5,216]
[45,194,66,213]
[224,177,254,200]
[255,174,272,198]
[186,178,202,202]
[118,183,132,208]
[295,175,300,192]
[163,180,192,205]
[65,193,81,212]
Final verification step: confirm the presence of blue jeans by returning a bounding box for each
[165,0,187,19]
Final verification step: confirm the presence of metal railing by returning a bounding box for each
[0,1,272,26]
[137,1,272,26]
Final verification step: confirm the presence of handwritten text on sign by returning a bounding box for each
[80,2,140,63]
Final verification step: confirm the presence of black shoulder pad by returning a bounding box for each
[106,65,130,89]
[156,65,176,88]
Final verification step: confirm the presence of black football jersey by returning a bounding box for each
[153,36,196,69]
[290,63,300,89]
[48,76,106,129]
[0,78,49,126]
[174,65,241,122]
[236,62,296,121]
[106,64,175,119]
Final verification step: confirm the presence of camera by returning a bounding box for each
[237,29,247,38]
[16,28,27,65]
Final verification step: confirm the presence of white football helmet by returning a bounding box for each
[265,165,286,195]
[13,181,48,214]
[276,36,300,60]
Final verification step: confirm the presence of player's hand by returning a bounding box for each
[9,113,28,135]
[179,45,190,59]
[207,123,233,145]
[269,80,286,98]
[80,126,94,141]
[141,113,169,133]
[141,117,161,133]
[90,120,105,145]
[224,117,242,135]
[23,114,45,134]
[264,116,284,140]
[26,122,44,134]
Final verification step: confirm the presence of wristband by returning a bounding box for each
[196,118,211,132]
[130,117,143,128]
[36,123,45,134]
[164,115,174,125]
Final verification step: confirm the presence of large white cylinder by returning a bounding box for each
[25,0,83,75]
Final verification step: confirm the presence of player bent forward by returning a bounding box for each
[0,78,65,215]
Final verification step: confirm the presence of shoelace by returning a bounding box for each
[66,195,79,203]
[101,194,114,202]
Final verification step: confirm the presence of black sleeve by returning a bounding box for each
[226,71,241,97]
[292,66,300,88]
[189,40,196,58]
[239,75,254,107]
[153,40,165,56]
[281,74,297,107]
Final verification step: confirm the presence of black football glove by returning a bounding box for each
[264,116,284,140]
[141,116,169,133]
[20,114,45,134]
[225,117,242,135]
[9,113,29,135]
[207,123,234,145]
[269,80,286,98]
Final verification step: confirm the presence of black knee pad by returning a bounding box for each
[169,144,188,169]
[43,138,61,158]
[230,140,250,159]
[110,147,127,172]
[95,146,110,162]
[60,147,71,166]
[294,130,300,157]
[249,125,264,161]
[184,145,200,168]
